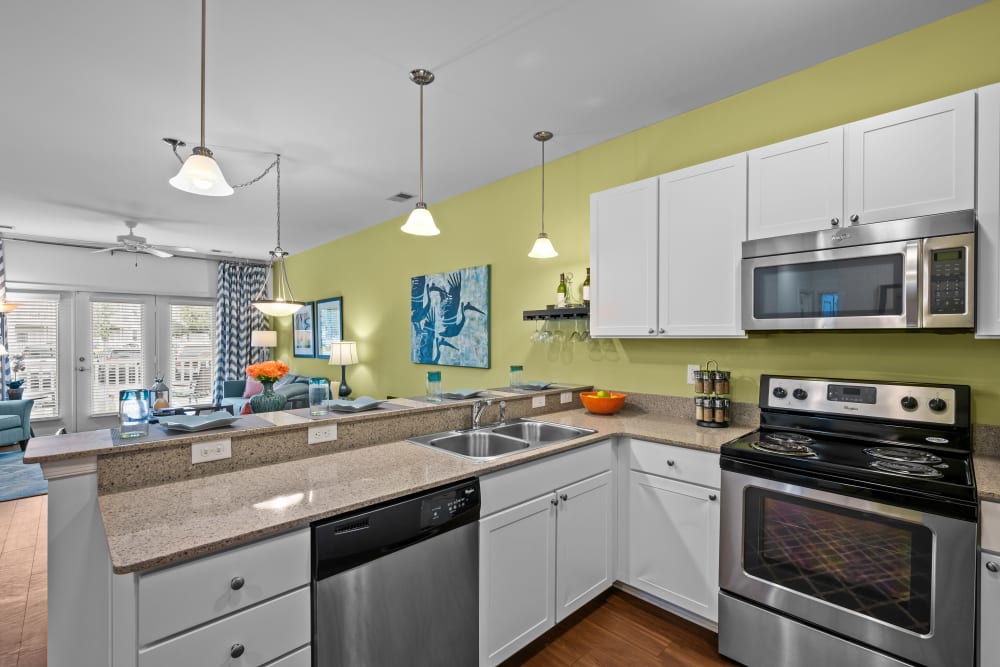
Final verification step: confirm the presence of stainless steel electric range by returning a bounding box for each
[718,375,977,667]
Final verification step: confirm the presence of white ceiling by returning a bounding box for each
[0,0,984,260]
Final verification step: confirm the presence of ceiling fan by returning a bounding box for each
[91,221,193,258]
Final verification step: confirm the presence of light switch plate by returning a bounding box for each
[687,364,700,385]
[308,423,337,445]
[560,392,572,404]
[532,395,546,409]
[191,438,232,464]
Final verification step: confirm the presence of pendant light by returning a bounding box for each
[528,131,558,258]
[169,0,234,197]
[401,69,440,236]
[253,155,305,317]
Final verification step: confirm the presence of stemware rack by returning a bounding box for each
[523,306,589,320]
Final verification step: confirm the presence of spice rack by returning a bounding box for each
[694,360,731,428]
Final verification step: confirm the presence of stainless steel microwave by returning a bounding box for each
[741,211,975,330]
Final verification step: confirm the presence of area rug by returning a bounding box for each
[0,449,47,502]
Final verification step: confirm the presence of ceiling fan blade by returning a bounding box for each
[141,247,173,259]
[90,247,117,254]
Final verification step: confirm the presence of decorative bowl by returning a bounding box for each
[580,391,627,415]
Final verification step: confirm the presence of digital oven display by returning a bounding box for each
[827,384,877,404]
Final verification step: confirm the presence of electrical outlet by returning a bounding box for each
[191,438,231,464]
[532,395,546,409]
[308,423,338,445]
[687,364,700,385]
[560,392,572,404]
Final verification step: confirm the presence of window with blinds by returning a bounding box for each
[168,304,215,405]
[5,295,60,418]
[90,300,144,415]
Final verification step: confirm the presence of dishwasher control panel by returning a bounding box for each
[421,482,480,528]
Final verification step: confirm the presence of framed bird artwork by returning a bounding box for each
[410,264,490,368]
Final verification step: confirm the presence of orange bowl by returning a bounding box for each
[580,391,627,415]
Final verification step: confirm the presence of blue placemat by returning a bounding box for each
[0,449,47,502]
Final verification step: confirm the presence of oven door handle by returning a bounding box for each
[904,239,920,328]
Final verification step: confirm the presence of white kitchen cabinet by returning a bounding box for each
[658,154,747,337]
[589,177,659,337]
[845,91,975,225]
[747,127,845,239]
[981,551,1000,667]
[977,83,1000,338]
[479,442,615,666]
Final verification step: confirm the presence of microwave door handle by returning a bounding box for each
[905,240,920,328]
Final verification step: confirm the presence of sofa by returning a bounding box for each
[0,399,34,450]
[221,375,329,414]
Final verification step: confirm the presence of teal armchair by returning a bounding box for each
[0,399,33,450]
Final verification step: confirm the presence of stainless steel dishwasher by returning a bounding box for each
[312,478,480,666]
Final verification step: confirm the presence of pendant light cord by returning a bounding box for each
[200,0,207,148]
[274,154,282,249]
[418,82,424,204]
[540,139,546,234]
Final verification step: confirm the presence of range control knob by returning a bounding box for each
[772,387,787,399]
[793,389,808,400]
[900,396,918,410]
[929,398,947,412]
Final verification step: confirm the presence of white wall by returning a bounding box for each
[6,240,218,298]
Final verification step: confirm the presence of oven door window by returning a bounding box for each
[743,488,932,634]
[753,254,904,319]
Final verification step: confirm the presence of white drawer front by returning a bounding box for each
[138,528,309,645]
[629,439,720,488]
[266,645,311,667]
[480,440,613,516]
[139,587,309,667]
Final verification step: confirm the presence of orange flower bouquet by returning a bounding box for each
[247,360,290,384]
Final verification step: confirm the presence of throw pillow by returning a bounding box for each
[243,377,264,398]
[240,402,253,415]
[274,374,295,388]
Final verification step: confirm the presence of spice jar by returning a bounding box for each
[713,397,730,424]
[694,370,706,394]
[712,371,730,395]
[694,396,704,421]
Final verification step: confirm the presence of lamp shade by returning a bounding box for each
[528,232,558,259]
[0,343,7,355]
[400,204,440,236]
[251,330,277,347]
[169,151,234,196]
[327,341,359,366]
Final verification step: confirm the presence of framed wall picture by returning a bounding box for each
[316,297,344,359]
[411,264,490,368]
[292,302,316,358]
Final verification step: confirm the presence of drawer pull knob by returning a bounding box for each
[230,576,245,591]
[988,561,1000,573]
[560,493,569,502]
[667,460,675,467]
[709,494,718,501]
[551,497,559,506]
[230,643,245,658]
[850,214,859,223]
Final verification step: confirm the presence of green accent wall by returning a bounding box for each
[282,1,1000,423]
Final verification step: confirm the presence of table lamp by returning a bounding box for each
[251,330,278,360]
[327,341,358,398]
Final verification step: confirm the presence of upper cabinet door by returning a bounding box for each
[845,91,975,225]
[658,154,747,337]
[977,83,1000,338]
[590,177,659,337]
[747,127,844,240]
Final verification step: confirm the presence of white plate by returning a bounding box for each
[440,389,483,400]
[517,382,553,391]
[159,412,240,432]
[323,397,386,412]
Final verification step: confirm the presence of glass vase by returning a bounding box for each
[250,380,287,413]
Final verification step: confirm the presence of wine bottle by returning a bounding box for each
[582,267,591,306]
[557,273,567,307]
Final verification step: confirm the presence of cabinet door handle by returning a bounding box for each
[560,493,568,502]
[551,497,559,506]
[708,494,718,501]
[666,460,675,467]
[230,576,245,590]
[648,328,654,334]
[230,643,245,658]
[850,214,859,223]
[830,217,840,227]
[988,561,999,573]
[658,328,665,334]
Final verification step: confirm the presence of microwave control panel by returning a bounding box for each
[929,247,966,315]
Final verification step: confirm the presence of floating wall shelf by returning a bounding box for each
[522,306,590,321]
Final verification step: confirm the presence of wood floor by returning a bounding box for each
[505,590,736,667]
[0,495,47,667]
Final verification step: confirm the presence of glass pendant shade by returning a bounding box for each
[528,232,558,259]
[400,203,440,236]
[169,148,234,196]
[0,301,20,313]
[253,253,305,317]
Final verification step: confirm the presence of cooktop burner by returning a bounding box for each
[751,440,816,457]
[865,447,943,465]
[870,460,944,479]
[765,432,815,445]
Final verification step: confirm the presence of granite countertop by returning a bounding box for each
[99,406,754,574]
[976,453,1000,502]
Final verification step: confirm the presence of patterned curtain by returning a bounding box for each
[213,262,268,403]
[0,238,10,400]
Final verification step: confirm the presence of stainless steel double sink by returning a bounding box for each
[407,418,596,461]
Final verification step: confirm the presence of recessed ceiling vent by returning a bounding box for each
[388,192,415,203]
